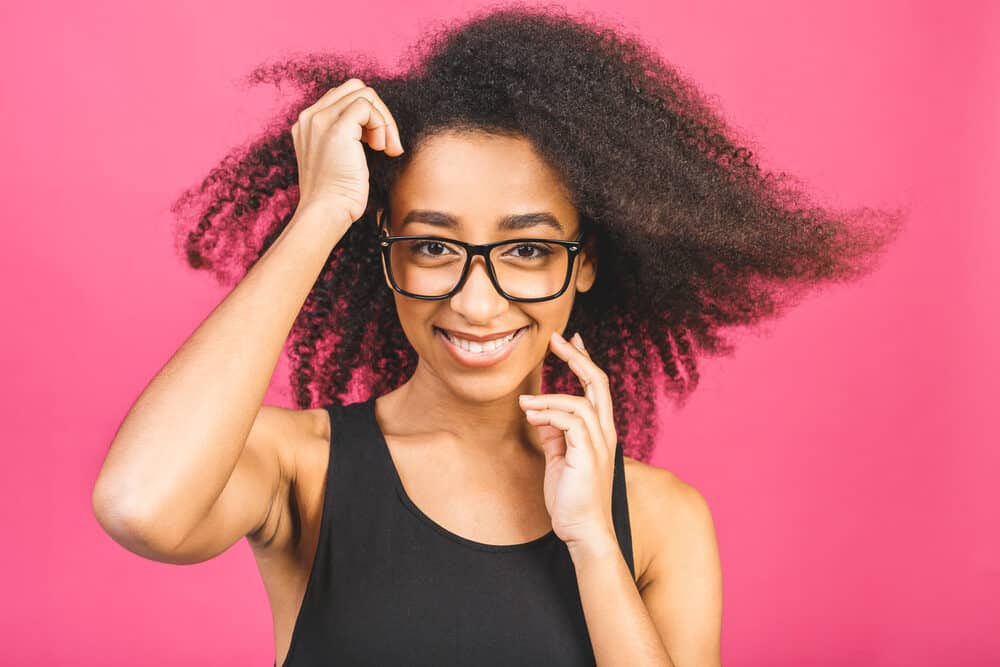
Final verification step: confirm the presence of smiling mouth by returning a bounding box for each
[435,326,529,354]
[434,325,528,362]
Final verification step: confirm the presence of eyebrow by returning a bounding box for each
[400,209,565,234]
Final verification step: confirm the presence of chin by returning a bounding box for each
[439,371,526,404]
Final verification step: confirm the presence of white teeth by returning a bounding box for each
[443,328,523,354]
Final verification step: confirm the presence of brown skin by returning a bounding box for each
[89,79,401,558]
[261,131,655,666]
[94,119,718,664]
[374,130,598,470]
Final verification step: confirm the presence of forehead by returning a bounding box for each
[388,131,577,232]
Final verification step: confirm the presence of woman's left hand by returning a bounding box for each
[518,330,619,553]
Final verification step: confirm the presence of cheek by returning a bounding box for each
[521,303,573,344]
[392,298,436,345]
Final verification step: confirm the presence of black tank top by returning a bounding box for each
[279,396,635,666]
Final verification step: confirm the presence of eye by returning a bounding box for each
[411,240,458,256]
[502,243,555,260]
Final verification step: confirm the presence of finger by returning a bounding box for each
[522,408,597,468]
[358,98,389,151]
[324,93,390,151]
[294,78,367,134]
[519,393,608,463]
[318,85,403,154]
[571,332,591,359]
[550,334,596,401]
[325,88,399,153]
[354,87,403,153]
[569,333,607,427]
[309,78,368,113]
[548,332,617,452]
[569,331,600,408]
[530,422,568,463]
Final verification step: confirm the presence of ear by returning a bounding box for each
[574,232,599,294]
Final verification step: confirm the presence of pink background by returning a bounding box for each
[3,1,997,664]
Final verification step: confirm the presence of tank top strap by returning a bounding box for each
[611,439,636,580]
[322,397,401,532]
[296,400,399,605]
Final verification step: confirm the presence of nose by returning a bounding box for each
[448,254,510,322]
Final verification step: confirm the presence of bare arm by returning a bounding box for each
[91,78,406,563]
[570,470,722,666]
[91,203,351,560]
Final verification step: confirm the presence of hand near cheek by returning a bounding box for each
[518,331,620,552]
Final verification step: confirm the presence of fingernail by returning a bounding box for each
[572,332,584,347]
[551,331,566,343]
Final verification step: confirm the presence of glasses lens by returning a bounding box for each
[491,240,569,299]
[389,238,466,297]
[387,239,570,299]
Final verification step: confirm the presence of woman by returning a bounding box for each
[92,7,902,666]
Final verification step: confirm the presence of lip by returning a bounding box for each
[435,325,529,368]
[437,327,524,343]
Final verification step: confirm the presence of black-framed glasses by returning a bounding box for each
[376,207,587,302]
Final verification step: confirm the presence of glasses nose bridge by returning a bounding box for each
[457,242,501,292]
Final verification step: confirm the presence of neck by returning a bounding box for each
[378,358,545,464]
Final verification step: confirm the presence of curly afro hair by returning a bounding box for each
[169,4,905,463]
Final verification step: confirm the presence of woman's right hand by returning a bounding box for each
[290,78,404,226]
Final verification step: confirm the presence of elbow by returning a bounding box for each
[91,476,182,559]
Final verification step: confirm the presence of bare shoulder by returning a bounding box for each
[268,405,332,472]
[621,455,717,591]
[283,404,336,491]
[623,456,723,664]
[249,404,331,482]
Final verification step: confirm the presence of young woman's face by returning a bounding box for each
[379,130,598,403]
